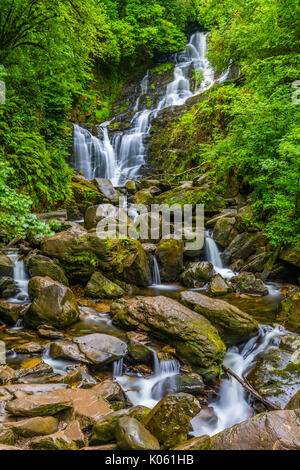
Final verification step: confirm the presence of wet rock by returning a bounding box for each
[25,253,68,285]
[16,358,54,380]
[126,331,153,365]
[285,389,300,410]
[49,333,127,366]
[179,373,205,395]
[173,435,212,450]
[91,380,126,406]
[84,204,125,230]
[13,342,44,354]
[278,291,300,333]
[224,232,266,263]
[68,175,106,217]
[0,253,14,277]
[192,173,209,187]
[180,261,213,287]
[49,365,97,387]
[93,178,119,203]
[116,417,160,450]
[25,281,80,329]
[5,393,73,417]
[63,420,85,448]
[37,324,64,340]
[3,416,58,438]
[208,274,232,296]
[213,217,236,247]
[133,189,155,206]
[2,383,70,398]
[245,332,300,408]
[125,180,137,193]
[180,291,259,345]
[208,410,300,450]
[0,277,19,299]
[279,244,300,268]
[156,187,225,214]
[41,228,151,286]
[0,366,17,385]
[231,272,269,296]
[85,272,125,299]
[0,302,25,325]
[30,430,78,450]
[90,406,151,444]
[143,393,201,449]
[28,275,60,299]
[155,239,184,281]
[241,249,271,273]
[111,296,226,378]
[0,425,16,445]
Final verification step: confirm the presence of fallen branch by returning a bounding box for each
[222,365,281,411]
[4,236,22,249]
[169,162,210,180]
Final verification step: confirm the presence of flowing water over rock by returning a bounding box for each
[151,255,162,286]
[5,250,29,303]
[205,231,234,279]
[72,32,227,186]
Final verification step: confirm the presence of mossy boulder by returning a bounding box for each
[180,261,213,287]
[85,272,125,299]
[245,332,300,408]
[279,243,300,268]
[285,389,300,410]
[126,331,153,365]
[67,176,105,218]
[208,274,233,296]
[111,296,226,378]
[180,291,259,345]
[231,272,269,296]
[0,302,25,325]
[213,217,237,248]
[25,253,68,285]
[0,426,16,446]
[133,189,155,206]
[24,282,79,329]
[224,232,267,263]
[156,187,226,214]
[116,417,160,450]
[4,417,58,438]
[0,253,14,277]
[155,239,184,281]
[278,291,300,333]
[143,393,201,449]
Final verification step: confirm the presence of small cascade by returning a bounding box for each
[11,318,24,330]
[113,358,124,379]
[204,231,234,279]
[116,351,180,409]
[5,251,29,303]
[72,32,231,186]
[191,325,285,436]
[151,255,162,286]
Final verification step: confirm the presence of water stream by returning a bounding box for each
[5,250,29,304]
[205,230,234,279]
[72,32,228,186]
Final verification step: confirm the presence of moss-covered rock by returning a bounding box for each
[25,253,68,285]
[67,175,105,218]
[231,272,269,296]
[208,274,233,296]
[180,291,259,345]
[156,187,225,214]
[155,239,184,281]
[85,272,125,299]
[0,302,25,325]
[0,253,14,277]
[213,217,237,247]
[111,296,226,377]
[143,393,201,449]
[279,243,300,268]
[180,261,213,287]
[278,291,300,333]
[116,417,160,450]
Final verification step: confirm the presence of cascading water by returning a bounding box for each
[5,251,29,303]
[191,325,285,436]
[205,231,234,279]
[116,351,180,409]
[152,255,162,286]
[72,32,229,186]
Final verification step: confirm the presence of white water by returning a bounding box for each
[116,351,180,409]
[191,325,285,436]
[205,231,234,279]
[5,251,29,303]
[151,255,162,286]
[72,32,230,186]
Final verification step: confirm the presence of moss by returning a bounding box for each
[150,63,174,76]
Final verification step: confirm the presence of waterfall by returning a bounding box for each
[113,358,124,378]
[152,255,161,286]
[115,351,180,408]
[72,32,230,186]
[205,231,234,279]
[5,251,29,303]
[191,325,285,436]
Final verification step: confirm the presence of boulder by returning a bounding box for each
[133,189,155,206]
[208,410,300,450]
[245,332,300,409]
[155,187,225,214]
[41,228,151,286]
[111,296,226,377]
[208,274,232,296]
[278,291,300,333]
[93,178,119,202]
[3,416,58,438]
[84,204,127,230]
[0,366,17,385]
[85,272,125,299]
[224,232,266,263]
[0,253,14,277]
[279,244,300,268]
[116,417,160,450]
[213,217,236,248]
[143,393,201,449]
[68,175,106,217]
[28,275,60,299]
[91,380,126,407]
[0,302,25,325]
[241,249,271,273]
[285,390,300,410]
[152,373,204,399]
[30,430,78,450]
[126,331,153,365]
[24,282,79,329]
[173,435,212,450]
[180,291,259,345]
[125,180,137,193]
[231,272,269,296]
[25,253,68,285]
[180,261,213,287]
[5,394,73,417]
[13,342,44,354]
[155,239,184,281]
[0,277,19,299]
[49,333,127,366]
[90,406,151,444]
